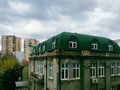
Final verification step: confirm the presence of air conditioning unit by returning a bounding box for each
[91,79,98,83]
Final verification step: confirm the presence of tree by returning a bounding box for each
[0,56,21,90]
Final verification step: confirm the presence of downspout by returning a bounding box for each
[46,56,48,90]
[58,55,61,90]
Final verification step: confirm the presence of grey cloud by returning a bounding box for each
[0,0,120,45]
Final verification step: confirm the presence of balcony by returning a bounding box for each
[30,72,44,85]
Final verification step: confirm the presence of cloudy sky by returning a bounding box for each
[0,0,120,50]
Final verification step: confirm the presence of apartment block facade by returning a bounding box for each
[1,35,21,56]
[29,32,120,90]
[24,39,39,61]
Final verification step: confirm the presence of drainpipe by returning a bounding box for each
[46,56,48,90]
[58,55,61,90]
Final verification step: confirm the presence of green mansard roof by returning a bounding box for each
[31,32,120,55]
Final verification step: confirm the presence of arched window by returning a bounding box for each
[107,42,113,51]
[69,36,78,48]
[91,39,98,50]
[52,37,56,49]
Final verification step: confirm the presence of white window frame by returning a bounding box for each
[33,48,36,53]
[72,63,80,79]
[111,63,115,76]
[69,41,77,48]
[43,44,45,51]
[111,86,116,90]
[49,63,53,78]
[99,87,104,90]
[39,62,44,75]
[61,64,69,80]
[91,43,98,50]
[36,63,39,74]
[117,63,120,75]
[98,63,104,77]
[90,63,96,78]
[35,60,37,72]
[39,46,41,52]
[52,40,56,49]
[108,44,113,51]
[31,60,34,72]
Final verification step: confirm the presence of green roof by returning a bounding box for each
[31,32,120,55]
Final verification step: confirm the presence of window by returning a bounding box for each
[33,47,36,53]
[39,46,41,52]
[61,64,69,80]
[91,39,98,50]
[72,63,80,78]
[111,63,115,76]
[108,42,113,51]
[69,36,77,48]
[90,63,96,78]
[111,86,116,90]
[98,63,104,77]
[117,63,120,75]
[43,44,45,51]
[31,60,35,72]
[99,87,105,90]
[49,63,53,78]
[52,38,56,49]
[36,63,39,74]
[69,41,77,48]
[40,62,44,75]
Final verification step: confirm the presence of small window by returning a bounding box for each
[61,63,69,80]
[90,63,96,78]
[39,46,41,52]
[40,62,44,75]
[91,39,98,50]
[52,37,56,49]
[107,42,113,51]
[117,63,120,75]
[49,63,53,78]
[33,47,36,53]
[42,43,45,51]
[111,63,115,76]
[72,63,80,79]
[98,63,104,77]
[69,36,78,48]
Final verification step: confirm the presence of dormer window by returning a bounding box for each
[39,45,41,52]
[33,47,36,53]
[43,43,45,51]
[69,36,77,48]
[52,37,56,49]
[107,42,113,51]
[91,39,98,50]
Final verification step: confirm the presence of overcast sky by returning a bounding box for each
[0,0,120,50]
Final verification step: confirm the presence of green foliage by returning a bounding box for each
[0,56,21,90]
[22,66,29,80]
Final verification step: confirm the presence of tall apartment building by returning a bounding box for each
[1,35,21,56]
[24,39,39,61]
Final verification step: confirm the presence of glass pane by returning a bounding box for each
[65,70,68,78]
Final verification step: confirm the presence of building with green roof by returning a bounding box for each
[29,32,120,90]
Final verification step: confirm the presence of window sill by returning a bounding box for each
[48,77,53,80]
[98,76,104,78]
[61,78,80,81]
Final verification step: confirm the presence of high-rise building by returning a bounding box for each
[24,39,39,61]
[1,35,21,56]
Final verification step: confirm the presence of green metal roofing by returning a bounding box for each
[31,32,120,55]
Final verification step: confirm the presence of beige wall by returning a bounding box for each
[1,35,21,56]
[24,39,39,61]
